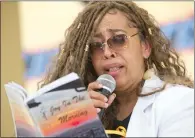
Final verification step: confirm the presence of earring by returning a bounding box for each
[148,28,153,35]
[85,44,89,52]
[143,60,154,80]
[77,23,81,29]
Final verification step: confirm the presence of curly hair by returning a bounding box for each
[39,1,193,129]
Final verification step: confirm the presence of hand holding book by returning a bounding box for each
[4,72,108,137]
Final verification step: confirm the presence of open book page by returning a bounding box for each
[26,72,108,137]
[4,83,42,137]
[10,82,29,97]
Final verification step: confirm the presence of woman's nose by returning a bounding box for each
[103,44,116,59]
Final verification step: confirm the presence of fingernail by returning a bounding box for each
[113,93,116,98]
[104,97,108,102]
[99,84,103,87]
[97,108,101,113]
[105,103,109,108]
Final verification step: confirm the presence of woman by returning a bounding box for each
[41,1,194,137]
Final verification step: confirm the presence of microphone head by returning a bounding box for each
[97,74,116,93]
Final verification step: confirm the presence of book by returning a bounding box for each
[4,72,108,137]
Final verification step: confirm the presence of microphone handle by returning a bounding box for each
[98,88,111,98]
[98,88,112,119]
[99,108,106,119]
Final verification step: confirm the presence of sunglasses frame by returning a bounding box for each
[90,32,140,52]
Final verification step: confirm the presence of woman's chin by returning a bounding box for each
[115,80,127,91]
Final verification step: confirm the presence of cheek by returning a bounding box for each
[123,47,144,71]
[91,56,102,75]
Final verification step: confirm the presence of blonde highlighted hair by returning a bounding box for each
[39,1,193,129]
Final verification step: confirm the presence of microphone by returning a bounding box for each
[97,74,116,119]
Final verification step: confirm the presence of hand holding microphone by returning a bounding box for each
[87,74,116,119]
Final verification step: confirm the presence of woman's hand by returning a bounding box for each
[87,81,116,113]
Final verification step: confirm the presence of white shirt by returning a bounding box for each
[126,75,194,137]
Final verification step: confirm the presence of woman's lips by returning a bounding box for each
[106,66,123,77]
[103,63,124,77]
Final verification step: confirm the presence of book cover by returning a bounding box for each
[5,72,107,137]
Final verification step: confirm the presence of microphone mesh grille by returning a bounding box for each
[97,74,116,93]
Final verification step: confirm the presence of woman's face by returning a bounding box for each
[90,9,151,93]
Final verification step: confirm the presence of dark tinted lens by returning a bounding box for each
[90,42,102,47]
[108,34,127,47]
[89,42,102,53]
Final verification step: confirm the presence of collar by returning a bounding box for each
[125,75,165,137]
[139,74,165,112]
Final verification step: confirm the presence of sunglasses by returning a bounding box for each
[89,32,139,54]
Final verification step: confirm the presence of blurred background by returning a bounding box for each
[1,1,194,137]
